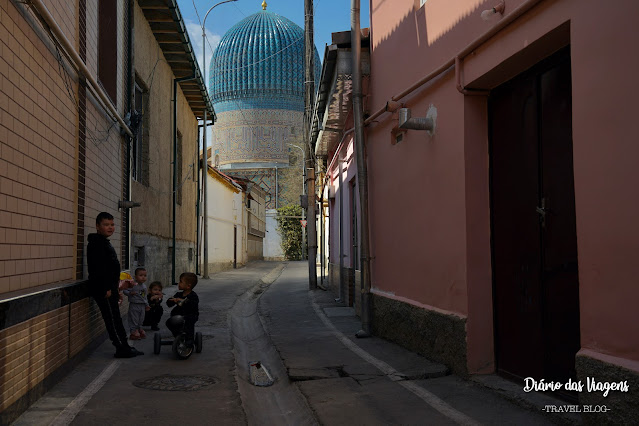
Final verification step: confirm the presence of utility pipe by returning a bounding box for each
[172,74,197,286]
[363,0,543,126]
[288,143,306,259]
[338,151,344,302]
[456,56,490,95]
[325,128,354,178]
[125,0,135,269]
[30,0,133,137]
[351,0,373,336]
[196,124,202,275]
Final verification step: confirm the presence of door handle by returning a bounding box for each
[536,198,548,217]
[536,198,549,227]
[535,206,547,217]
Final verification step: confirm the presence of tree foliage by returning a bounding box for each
[276,204,304,260]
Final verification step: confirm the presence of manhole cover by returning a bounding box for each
[133,375,216,391]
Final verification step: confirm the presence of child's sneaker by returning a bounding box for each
[129,330,141,340]
[138,329,146,338]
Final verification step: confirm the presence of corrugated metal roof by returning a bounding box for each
[139,0,215,120]
[311,29,370,158]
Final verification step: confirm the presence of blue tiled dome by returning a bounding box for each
[209,10,321,113]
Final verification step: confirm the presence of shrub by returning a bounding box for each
[276,204,304,260]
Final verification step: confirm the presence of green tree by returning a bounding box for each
[276,204,304,260]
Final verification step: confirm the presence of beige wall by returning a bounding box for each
[131,2,198,245]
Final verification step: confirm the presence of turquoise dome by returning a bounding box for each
[209,10,321,113]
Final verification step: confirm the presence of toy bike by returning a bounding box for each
[153,315,202,359]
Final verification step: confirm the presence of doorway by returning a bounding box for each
[490,47,580,383]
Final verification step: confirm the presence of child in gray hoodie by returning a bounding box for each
[123,267,150,340]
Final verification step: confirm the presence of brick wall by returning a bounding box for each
[0,306,69,412]
[0,0,78,293]
[0,0,129,420]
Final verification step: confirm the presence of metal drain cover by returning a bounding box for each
[133,375,216,391]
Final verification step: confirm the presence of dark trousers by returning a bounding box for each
[93,292,129,349]
[143,305,163,326]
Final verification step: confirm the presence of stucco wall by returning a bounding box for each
[202,169,244,272]
[328,134,360,270]
[368,0,639,377]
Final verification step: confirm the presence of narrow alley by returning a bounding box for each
[13,262,567,425]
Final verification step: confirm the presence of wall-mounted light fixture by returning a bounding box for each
[481,0,505,20]
[397,105,437,137]
[118,200,141,209]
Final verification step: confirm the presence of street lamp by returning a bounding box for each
[288,143,306,260]
[201,0,237,279]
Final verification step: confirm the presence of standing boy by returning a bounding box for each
[87,212,143,358]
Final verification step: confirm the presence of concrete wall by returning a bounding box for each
[264,209,284,261]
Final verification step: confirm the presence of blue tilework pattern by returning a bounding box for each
[209,10,321,113]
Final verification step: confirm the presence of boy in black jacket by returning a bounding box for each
[87,212,143,358]
[166,272,199,346]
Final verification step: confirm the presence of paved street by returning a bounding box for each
[13,261,572,425]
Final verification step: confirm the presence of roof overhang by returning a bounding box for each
[311,29,370,158]
[139,0,215,121]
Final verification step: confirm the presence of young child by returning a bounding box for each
[143,281,164,331]
[87,212,142,358]
[118,272,135,305]
[123,267,150,340]
[166,272,199,346]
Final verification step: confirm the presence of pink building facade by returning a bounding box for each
[313,0,638,421]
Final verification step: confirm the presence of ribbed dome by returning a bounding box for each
[209,10,321,113]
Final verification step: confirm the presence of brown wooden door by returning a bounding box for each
[490,48,580,383]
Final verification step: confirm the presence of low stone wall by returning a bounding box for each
[132,234,196,286]
[575,351,639,425]
[328,263,357,307]
[371,294,467,376]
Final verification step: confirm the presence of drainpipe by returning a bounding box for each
[126,0,134,269]
[172,74,196,286]
[338,150,344,303]
[352,0,372,337]
[455,56,489,96]
[196,124,202,275]
[320,190,324,287]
